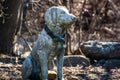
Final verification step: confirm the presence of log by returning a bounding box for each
[80,41,120,60]
[54,55,90,67]
[103,59,120,69]
[63,55,90,67]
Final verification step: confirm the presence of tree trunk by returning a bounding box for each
[0,0,23,54]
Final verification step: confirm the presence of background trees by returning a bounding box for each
[0,0,120,55]
[0,0,23,54]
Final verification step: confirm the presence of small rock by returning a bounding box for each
[48,70,57,80]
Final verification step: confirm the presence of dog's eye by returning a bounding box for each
[61,11,65,14]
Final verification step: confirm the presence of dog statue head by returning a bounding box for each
[44,6,76,30]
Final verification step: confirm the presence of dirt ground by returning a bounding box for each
[0,54,120,80]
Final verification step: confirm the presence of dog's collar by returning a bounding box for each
[44,24,65,44]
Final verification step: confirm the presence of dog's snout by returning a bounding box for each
[73,16,76,20]
[71,15,76,21]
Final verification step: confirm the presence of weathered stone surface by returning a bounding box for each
[22,6,76,80]
[80,41,120,60]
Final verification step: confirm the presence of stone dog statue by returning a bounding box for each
[22,6,76,80]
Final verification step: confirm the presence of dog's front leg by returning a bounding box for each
[57,49,65,80]
[37,50,48,80]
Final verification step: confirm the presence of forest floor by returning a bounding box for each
[0,54,120,80]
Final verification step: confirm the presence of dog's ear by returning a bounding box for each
[45,7,59,30]
[50,7,58,26]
